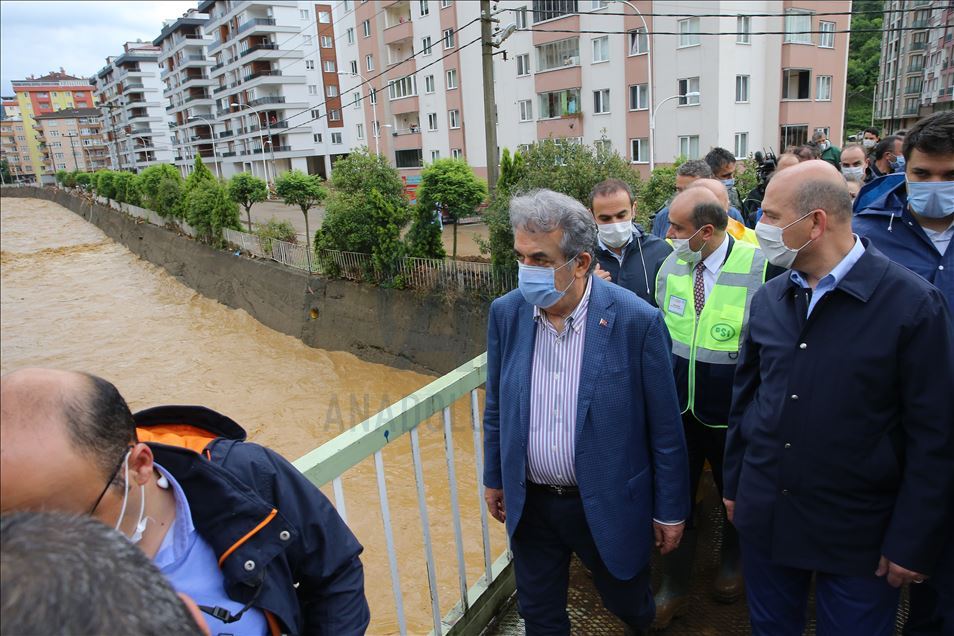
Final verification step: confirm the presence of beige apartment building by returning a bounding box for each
[33,108,110,173]
[0,117,35,182]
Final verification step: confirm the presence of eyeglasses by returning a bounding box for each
[88,445,134,516]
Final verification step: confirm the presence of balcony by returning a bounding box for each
[241,43,279,58]
[911,41,928,51]
[248,95,285,107]
[384,1,412,28]
[384,19,413,46]
[911,19,930,29]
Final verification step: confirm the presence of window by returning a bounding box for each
[516,53,531,76]
[329,109,341,121]
[422,36,433,55]
[737,16,751,44]
[362,20,371,37]
[303,34,312,46]
[300,9,309,19]
[388,75,418,99]
[331,132,342,144]
[678,18,700,47]
[366,55,374,71]
[533,0,576,23]
[356,123,364,139]
[782,69,811,99]
[443,29,455,48]
[593,89,610,114]
[814,126,830,138]
[594,139,611,154]
[592,36,609,63]
[516,6,529,29]
[305,60,315,70]
[519,99,533,121]
[420,0,429,16]
[784,10,812,44]
[819,21,835,48]
[421,112,436,131]
[452,148,463,159]
[370,88,377,104]
[350,60,358,74]
[431,150,440,161]
[320,35,333,48]
[352,92,361,108]
[308,84,318,95]
[734,132,748,158]
[816,75,832,101]
[630,137,649,163]
[448,109,460,128]
[679,135,700,159]
[319,11,331,23]
[780,124,808,149]
[346,28,355,45]
[678,77,700,105]
[323,60,336,72]
[311,109,321,118]
[326,84,339,97]
[629,84,648,110]
[372,121,380,136]
[629,27,648,55]
[537,38,580,71]
[539,88,580,118]
[446,68,458,89]
[424,75,435,93]
[735,75,750,102]
[54,152,65,159]
[441,0,452,7]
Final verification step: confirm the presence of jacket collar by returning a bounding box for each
[136,405,247,441]
[778,238,888,304]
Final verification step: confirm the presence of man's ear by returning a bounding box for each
[128,442,155,486]
[576,252,592,277]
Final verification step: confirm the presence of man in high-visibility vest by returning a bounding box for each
[651,187,775,629]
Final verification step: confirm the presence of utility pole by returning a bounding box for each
[480,0,499,193]
[66,132,80,171]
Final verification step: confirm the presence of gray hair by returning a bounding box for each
[794,179,853,222]
[812,130,828,142]
[676,160,713,178]
[1,512,205,636]
[509,189,598,273]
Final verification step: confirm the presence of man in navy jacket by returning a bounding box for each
[723,161,954,635]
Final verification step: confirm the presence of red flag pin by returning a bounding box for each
[599,318,608,327]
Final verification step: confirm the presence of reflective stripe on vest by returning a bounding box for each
[655,240,767,421]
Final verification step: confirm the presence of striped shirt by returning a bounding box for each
[527,276,592,486]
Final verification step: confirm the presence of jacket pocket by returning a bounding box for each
[627,466,651,501]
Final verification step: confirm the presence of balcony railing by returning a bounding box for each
[244,70,283,81]
[240,43,279,58]
[252,144,291,153]
[248,95,285,106]
[911,41,928,51]
[237,17,277,33]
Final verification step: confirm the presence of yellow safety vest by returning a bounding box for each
[727,217,759,245]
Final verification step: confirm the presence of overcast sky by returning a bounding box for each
[1,1,198,95]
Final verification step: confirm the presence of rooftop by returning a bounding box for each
[33,108,102,121]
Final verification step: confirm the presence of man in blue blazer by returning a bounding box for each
[483,189,690,635]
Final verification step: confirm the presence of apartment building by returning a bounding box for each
[154,10,220,177]
[2,97,21,120]
[93,42,176,172]
[33,108,110,174]
[875,0,953,134]
[11,70,97,180]
[0,117,35,182]
[196,0,345,180]
[335,0,849,178]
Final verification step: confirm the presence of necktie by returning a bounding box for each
[694,261,706,315]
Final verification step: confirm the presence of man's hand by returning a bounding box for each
[594,263,612,282]
[876,556,928,588]
[723,498,735,524]
[485,487,506,523]
[653,521,685,555]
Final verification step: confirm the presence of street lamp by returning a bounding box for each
[615,1,655,171]
[230,101,269,183]
[342,72,379,155]
[650,92,699,160]
[187,114,221,179]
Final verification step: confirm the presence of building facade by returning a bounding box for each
[93,41,176,173]
[33,108,110,174]
[875,0,953,134]
[0,117,35,182]
[333,0,850,179]
[10,70,97,180]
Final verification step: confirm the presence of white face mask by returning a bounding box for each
[842,166,865,181]
[754,211,815,269]
[114,451,148,544]
[671,227,705,264]
[598,220,633,249]
[862,138,876,149]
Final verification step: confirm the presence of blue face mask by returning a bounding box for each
[890,155,906,172]
[722,178,736,189]
[517,255,578,308]
[907,179,954,219]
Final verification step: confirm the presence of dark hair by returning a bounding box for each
[794,144,820,160]
[902,111,954,162]
[63,374,138,480]
[0,512,204,636]
[691,200,728,231]
[863,126,881,138]
[873,135,901,161]
[677,160,713,178]
[589,178,634,207]
[704,147,736,173]
[794,179,853,222]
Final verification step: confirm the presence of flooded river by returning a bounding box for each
[0,197,505,634]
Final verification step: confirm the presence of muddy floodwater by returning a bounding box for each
[0,197,505,634]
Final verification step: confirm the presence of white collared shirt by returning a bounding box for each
[698,235,730,300]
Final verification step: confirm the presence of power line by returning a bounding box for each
[507,6,950,19]
[519,25,935,36]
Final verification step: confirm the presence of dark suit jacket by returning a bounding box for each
[724,242,954,576]
[483,275,690,580]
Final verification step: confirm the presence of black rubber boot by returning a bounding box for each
[712,516,743,603]
[650,529,697,631]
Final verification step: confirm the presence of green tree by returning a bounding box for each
[156,175,184,220]
[94,170,117,199]
[139,164,183,217]
[185,180,240,245]
[55,169,68,186]
[275,169,327,271]
[411,159,486,259]
[63,171,79,188]
[0,159,11,184]
[636,159,685,220]
[228,172,268,231]
[75,172,92,190]
[113,171,142,206]
[327,148,404,200]
[843,0,883,138]
[184,155,216,196]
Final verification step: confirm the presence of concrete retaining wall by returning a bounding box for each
[2,186,489,375]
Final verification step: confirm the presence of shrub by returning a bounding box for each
[185,180,240,245]
[255,218,298,254]
[55,169,68,186]
[94,170,117,199]
[113,171,142,206]
[62,171,79,188]
[74,172,92,190]
[139,164,183,217]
